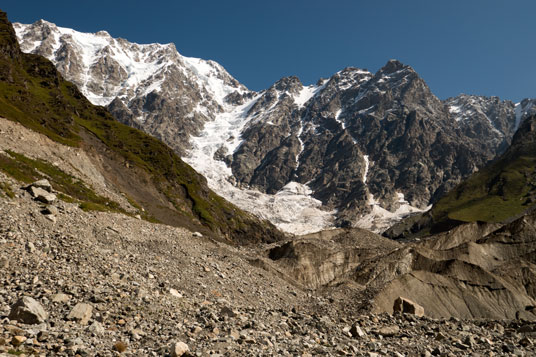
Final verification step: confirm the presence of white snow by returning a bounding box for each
[515,102,523,132]
[334,108,346,129]
[448,104,462,118]
[14,21,244,116]
[515,101,535,132]
[184,95,335,235]
[183,57,242,106]
[16,20,432,235]
[293,82,327,108]
[295,123,304,166]
[356,192,430,233]
[362,155,369,184]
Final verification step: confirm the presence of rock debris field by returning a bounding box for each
[1,175,536,356]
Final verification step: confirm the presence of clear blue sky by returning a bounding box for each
[2,0,535,102]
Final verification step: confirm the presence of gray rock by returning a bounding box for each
[0,257,8,269]
[29,186,56,204]
[8,296,48,324]
[51,293,70,303]
[31,179,52,192]
[171,341,190,357]
[67,303,93,325]
[169,288,182,298]
[393,297,424,317]
[42,205,58,215]
[88,321,105,335]
[350,323,366,338]
[26,241,36,253]
[377,325,400,337]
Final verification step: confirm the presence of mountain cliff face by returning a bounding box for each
[1,12,283,245]
[14,20,536,233]
[445,94,536,153]
[13,20,247,156]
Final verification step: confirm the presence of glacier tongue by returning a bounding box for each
[184,96,335,235]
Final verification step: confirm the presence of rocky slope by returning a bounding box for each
[430,114,536,228]
[385,114,536,239]
[2,170,536,356]
[0,11,283,245]
[14,19,536,234]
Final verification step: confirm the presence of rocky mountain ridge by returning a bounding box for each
[14,19,536,234]
[13,19,247,155]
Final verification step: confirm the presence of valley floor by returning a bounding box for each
[1,174,535,356]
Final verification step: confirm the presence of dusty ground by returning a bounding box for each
[1,173,536,356]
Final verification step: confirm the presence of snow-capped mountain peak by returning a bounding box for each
[14,20,245,111]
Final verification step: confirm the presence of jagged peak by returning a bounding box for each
[338,66,372,76]
[378,59,413,76]
[272,75,303,92]
[34,19,57,28]
[95,30,111,38]
[0,10,21,60]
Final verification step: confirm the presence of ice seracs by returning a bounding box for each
[184,90,335,235]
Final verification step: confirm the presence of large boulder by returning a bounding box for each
[8,296,48,324]
[393,296,425,317]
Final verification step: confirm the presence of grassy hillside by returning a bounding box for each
[430,116,536,230]
[0,10,283,244]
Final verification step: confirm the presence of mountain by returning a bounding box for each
[4,11,536,355]
[445,94,536,153]
[14,20,536,234]
[13,19,246,156]
[0,11,283,245]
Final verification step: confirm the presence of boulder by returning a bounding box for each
[31,179,52,192]
[350,323,366,338]
[8,296,48,324]
[377,325,400,337]
[393,297,424,317]
[171,341,189,357]
[29,186,56,204]
[67,303,93,325]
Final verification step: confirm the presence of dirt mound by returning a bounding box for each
[264,215,536,320]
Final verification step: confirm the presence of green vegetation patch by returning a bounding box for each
[0,150,123,212]
[0,15,283,243]
[0,180,14,198]
[433,154,536,224]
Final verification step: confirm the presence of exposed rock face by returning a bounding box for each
[2,15,284,246]
[389,115,536,238]
[445,94,536,154]
[264,213,536,320]
[230,62,533,231]
[266,228,400,289]
[13,20,247,156]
